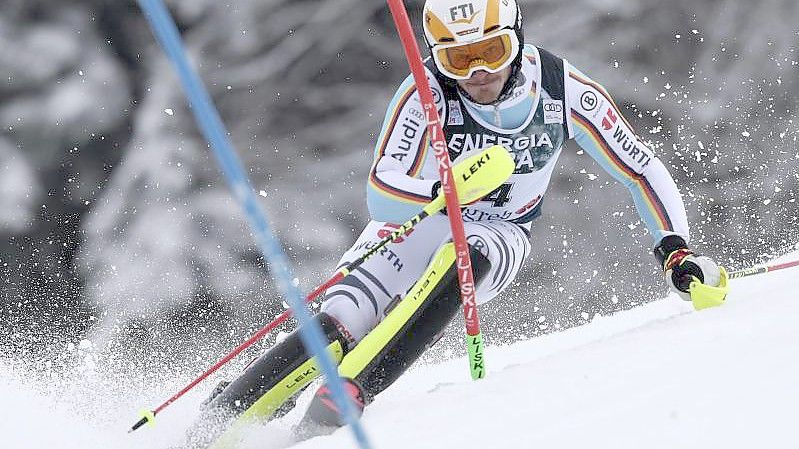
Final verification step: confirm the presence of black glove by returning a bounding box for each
[431,180,483,215]
[431,180,442,201]
[431,180,454,215]
[654,235,723,302]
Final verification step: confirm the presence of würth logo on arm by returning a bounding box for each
[601,108,618,131]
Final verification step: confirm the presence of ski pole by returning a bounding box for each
[728,258,799,280]
[387,0,487,381]
[127,193,439,434]
[128,146,513,432]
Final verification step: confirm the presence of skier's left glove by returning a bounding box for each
[654,235,729,310]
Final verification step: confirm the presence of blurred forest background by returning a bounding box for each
[1,0,797,364]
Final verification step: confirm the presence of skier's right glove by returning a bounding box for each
[430,180,482,215]
[654,235,729,310]
[430,181,449,215]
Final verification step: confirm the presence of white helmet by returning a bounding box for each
[422,0,523,80]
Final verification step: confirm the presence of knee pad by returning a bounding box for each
[321,291,377,346]
[464,221,531,303]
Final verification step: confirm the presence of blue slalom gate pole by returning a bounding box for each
[135,1,371,447]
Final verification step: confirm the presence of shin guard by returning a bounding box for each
[184,312,350,449]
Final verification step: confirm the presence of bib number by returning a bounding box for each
[482,183,513,207]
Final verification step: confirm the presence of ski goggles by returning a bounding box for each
[431,29,519,80]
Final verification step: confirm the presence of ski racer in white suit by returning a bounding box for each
[322,0,726,355]
[302,0,727,429]
[193,0,728,442]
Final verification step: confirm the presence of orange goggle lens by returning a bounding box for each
[433,32,516,79]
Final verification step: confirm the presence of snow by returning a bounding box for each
[294,256,799,449]
[0,139,39,232]
[2,254,798,449]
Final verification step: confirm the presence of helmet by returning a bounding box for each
[422,0,523,81]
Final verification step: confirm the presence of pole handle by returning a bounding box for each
[128,409,155,433]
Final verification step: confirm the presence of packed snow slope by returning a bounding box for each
[288,258,799,449]
[2,254,797,449]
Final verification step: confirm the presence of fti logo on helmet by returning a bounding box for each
[448,3,480,24]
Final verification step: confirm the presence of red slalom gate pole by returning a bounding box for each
[728,258,799,280]
[386,0,486,380]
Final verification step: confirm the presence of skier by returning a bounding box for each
[191,0,729,444]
